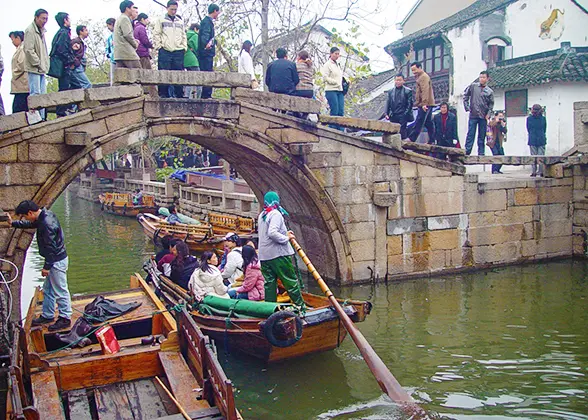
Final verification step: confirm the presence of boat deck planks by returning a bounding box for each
[95,383,134,420]
[124,378,168,419]
[66,389,92,420]
[31,370,65,420]
[159,352,209,413]
[158,407,223,419]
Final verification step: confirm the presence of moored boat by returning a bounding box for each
[146,262,372,363]
[6,274,241,419]
[99,192,158,217]
[137,213,256,254]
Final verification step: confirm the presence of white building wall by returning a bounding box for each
[494,83,588,156]
[446,20,487,143]
[504,0,588,57]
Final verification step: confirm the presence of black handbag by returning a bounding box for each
[48,55,64,79]
[342,77,350,95]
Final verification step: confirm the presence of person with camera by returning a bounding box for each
[487,111,507,174]
[385,73,413,139]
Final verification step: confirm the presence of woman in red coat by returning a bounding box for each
[228,245,265,301]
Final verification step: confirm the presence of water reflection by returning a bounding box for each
[21,190,588,419]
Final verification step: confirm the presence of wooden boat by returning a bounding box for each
[137,213,256,254]
[206,213,255,235]
[99,192,158,217]
[147,263,372,363]
[6,274,241,419]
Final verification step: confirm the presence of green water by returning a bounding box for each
[23,190,588,419]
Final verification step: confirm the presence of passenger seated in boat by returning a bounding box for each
[166,205,182,224]
[170,242,199,289]
[132,188,144,205]
[189,251,230,299]
[155,235,174,263]
[157,238,180,276]
[228,245,265,301]
[221,233,243,285]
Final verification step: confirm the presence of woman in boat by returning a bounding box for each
[258,191,305,309]
[221,233,243,285]
[189,251,230,299]
[155,235,174,263]
[228,245,264,301]
[170,242,199,290]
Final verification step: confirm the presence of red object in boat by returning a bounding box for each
[95,325,120,355]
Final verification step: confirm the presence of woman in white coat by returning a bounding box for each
[189,251,230,300]
[238,40,258,89]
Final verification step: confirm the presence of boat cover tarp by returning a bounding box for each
[170,169,233,183]
[197,295,293,319]
[158,207,201,225]
[55,297,142,347]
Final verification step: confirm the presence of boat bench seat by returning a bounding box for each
[159,352,209,413]
[157,406,222,419]
[31,370,65,420]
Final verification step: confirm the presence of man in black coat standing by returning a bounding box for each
[198,3,220,99]
[385,73,413,139]
[433,102,459,159]
[265,48,299,95]
[51,12,76,117]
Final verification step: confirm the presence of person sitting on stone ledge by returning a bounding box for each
[265,47,299,96]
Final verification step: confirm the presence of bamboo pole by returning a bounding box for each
[155,376,191,420]
[290,238,426,416]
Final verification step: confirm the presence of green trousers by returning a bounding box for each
[261,256,305,307]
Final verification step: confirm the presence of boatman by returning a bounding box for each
[5,200,72,331]
[257,191,305,310]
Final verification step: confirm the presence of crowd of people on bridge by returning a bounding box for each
[384,65,548,176]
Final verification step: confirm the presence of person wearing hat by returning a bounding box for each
[221,232,243,285]
[258,191,305,308]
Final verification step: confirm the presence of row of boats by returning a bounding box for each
[6,194,376,419]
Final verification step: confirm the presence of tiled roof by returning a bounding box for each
[352,68,396,95]
[348,69,396,120]
[385,0,517,53]
[350,92,388,120]
[489,47,588,89]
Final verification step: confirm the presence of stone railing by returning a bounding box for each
[122,178,173,206]
[179,185,258,219]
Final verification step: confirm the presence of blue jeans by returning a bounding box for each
[325,90,344,131]
[28,72,47,119]
[491,142,504,173]
[71,65,92,89]
[42,257,72,320]
[465,118,487,155]
[228,289,249,300]
[185,66,201,99]
[158,49,185,98]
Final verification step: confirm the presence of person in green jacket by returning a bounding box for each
[184,23,201,99]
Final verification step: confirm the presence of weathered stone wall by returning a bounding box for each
[382,170,574,279]
[572,102,588,257]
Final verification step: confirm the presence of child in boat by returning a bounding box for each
[258,191,305,309]
[189,251,230,299]
[228,245,264,301]
[220,233,243,285]
[170,242,199,290]
[157,238,180,276]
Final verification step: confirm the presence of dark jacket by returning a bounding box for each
[71,37,86,68]
[171,255,199,290]
[134,21,153,58]
[527,114,547,146]
[433,112,459,147]
[463,82,494,119]
[12,209,67,270]
[386,86,413,120]
[265,59,299,95]
[50,26,75,68]
[198,16,215,58]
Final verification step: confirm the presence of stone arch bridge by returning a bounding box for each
[1,70,587,319]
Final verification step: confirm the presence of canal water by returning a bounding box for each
[22,189,588,419]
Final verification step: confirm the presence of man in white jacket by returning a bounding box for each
[221,233,243,285]
[152,0,187,98]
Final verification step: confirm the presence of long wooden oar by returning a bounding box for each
[290,237,425,414]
